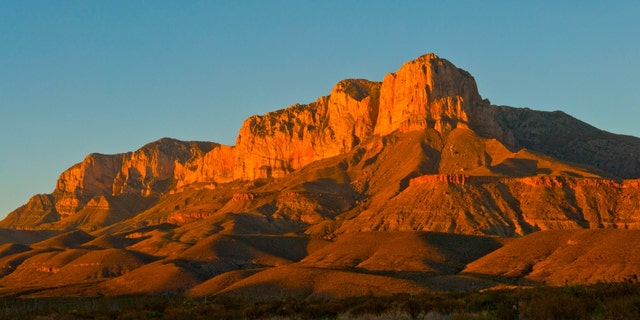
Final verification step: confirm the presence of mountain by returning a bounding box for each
[1,53,640,297]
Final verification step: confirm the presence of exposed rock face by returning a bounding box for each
[173,144,236,191]
[48,139,219,218]
[3,52,640,233]
[233,79,380,180]
[232,54,500,180]
[375,53,483,135]
[0,194,58,228]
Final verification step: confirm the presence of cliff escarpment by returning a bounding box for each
[2,53,640,298]
[2,53,640,234]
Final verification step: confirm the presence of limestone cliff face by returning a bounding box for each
[375,53,483,135]
[54,153,120,217]
[51,139,220,217]
[233,79,380,180]
[230,54,491,180]
[4,52,640,232]
[173,144,236,191]
[45,52,633,219]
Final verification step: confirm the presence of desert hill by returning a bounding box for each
[464,229,640,285]
[1,53,640,297]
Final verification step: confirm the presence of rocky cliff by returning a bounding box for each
[233,79,380,180]
[2,53,640,233]
[375,53,481,135]
[1,139,222,229]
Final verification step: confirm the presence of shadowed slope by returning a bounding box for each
[30,230,94,250]
[299,231,503,273]
[0,228,60,245]
[82,233,141,249]
[213,266,430,300]
[97,260,202,295]
[187,231,506,298]
[488,107,640,179]
[0,243,30,259]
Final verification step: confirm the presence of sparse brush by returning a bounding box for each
[1,283,640,319]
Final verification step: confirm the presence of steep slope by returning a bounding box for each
[488,106,640,178]
[0,139,224,230]
[234,79,381,180]
[343,173,640,236]
[375,53,483,135]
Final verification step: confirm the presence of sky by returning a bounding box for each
[1,1,639,218]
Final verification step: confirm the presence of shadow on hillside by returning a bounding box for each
[491,158,551,177]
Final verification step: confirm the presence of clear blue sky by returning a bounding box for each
[1,1,639,218]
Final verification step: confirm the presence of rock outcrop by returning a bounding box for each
[173,144,235,191]
[375,53,482,135]
[233,79,380,180]
[1,139,220,229]
[52,139,219,214]
[342,172,640,236]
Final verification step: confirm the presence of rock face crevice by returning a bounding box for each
[3,52,640,233]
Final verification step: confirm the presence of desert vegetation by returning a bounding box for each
[2,282,640,319]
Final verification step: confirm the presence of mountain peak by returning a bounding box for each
[416,52,440,61]
[375,52,483,135]
[3,52,640,234]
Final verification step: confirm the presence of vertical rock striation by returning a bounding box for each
[375,53,483,135]
[233,79,380,180]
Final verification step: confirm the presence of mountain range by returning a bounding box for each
[1,53,640,298]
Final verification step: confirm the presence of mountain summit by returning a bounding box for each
[4,53,640,233]
[1,53,640,297]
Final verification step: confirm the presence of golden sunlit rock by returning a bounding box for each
[1,53,640,297]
